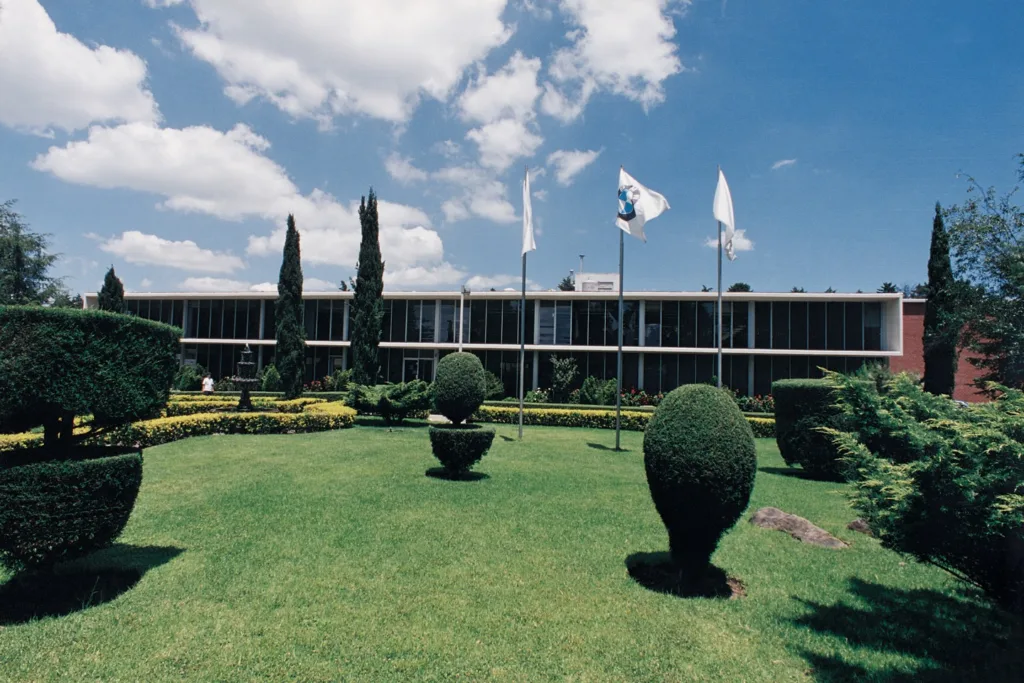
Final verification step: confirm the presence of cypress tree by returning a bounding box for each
[275,215,306,398]
[98,266,125,312]
[923,202,958,395]
[351,189,385,385]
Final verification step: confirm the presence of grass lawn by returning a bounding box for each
[1,422,1021,681]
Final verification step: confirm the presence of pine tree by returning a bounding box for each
[557,274,574,291]
[98,266,125,312]
[923,202,958,395]
[275,215,306,398]
[351,190,385,385]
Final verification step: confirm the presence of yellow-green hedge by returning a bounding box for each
[1,403,355,454]
[474,406,776,438]
[164,397,324,416]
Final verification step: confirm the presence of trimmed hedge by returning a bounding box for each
[0,450,143,572]
[474,405,775,437]
[172,390,349,402]
[165,397,325,416]
[643,385,757,576]
[429,424,495,474]
[0,307,181,450]
[434,353,486,424]
[773,379,850,480]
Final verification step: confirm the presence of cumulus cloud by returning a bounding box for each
[180,277,252,292]
[465,274,541,290]
[704,229,754,253]
[541,0,688,122]
[385,263,469,289]
[31,121,452,272]
[384,153,429,184]
[100,230,244,273]
[0,0,159,134]
[546,148,601,185]
[434,165,518,224]
[165,0,511,123]
[466,119,544,172]
[771,158,797,170]
[458,51,542,124]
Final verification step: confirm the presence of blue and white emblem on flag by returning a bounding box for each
[618,185,638,222]
[615,168,671,243]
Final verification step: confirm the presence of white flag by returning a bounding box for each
[616,167,670,242]
[713,168,737,261]
[522,169,536,255]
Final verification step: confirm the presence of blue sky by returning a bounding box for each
[1,0,1022,295]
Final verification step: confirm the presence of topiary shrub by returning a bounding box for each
[483,371,505,401]
[0,449,143,572]
[261,364,282,392]
[433,352,486,424]
[642,384,757,580]
[773,378,851,480]
[428,424,495,475]
[377,381,433,425]
[0,307,181,453]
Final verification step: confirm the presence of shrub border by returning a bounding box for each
[474,405,775,437]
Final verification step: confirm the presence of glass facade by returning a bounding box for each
[117,294,893,396]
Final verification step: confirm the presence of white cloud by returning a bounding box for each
[771,158,797,170]
[704,229,754,252]
[31,121,450,272]
[140,278,154,288]
[458,51,542,124]
[533,189,548,201]
[541,0,688,122]
[466,274,541,290]
[384,153,428,184]
[249,282,276,293]
[180,277,252,292]
[435,165,518,224]
[546,148,601,185]
[144,0,185,6]
[520,0,555,20]
[100,230,244,273]
[0,0,159,134]
[433,140,462,159]
[385,263,468,289]
[304,277,337,291]
[167,0,511,123]
[466,118,544,172]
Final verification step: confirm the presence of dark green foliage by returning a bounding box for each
[172,364,206,391]
[923,203,959,395]
[557,274,574,291]
[727,282,752,292]
[428,424,495,474]
[433,353,486,424]
[0,200,66,306]
[0,307,180,452]
[773,378,851,480]
[351,190,385,386]
[549,355,578,403]
[261,364,282,392]
[642,385,756,578]
[330,368,353,393]
[98,266,125,313]
[0,450,143,572]
[275,215,305,399]
[877,282,899,293]
[347,382,432,424]
[828,371,1024,614]
[579,376,617,406]
[483,371,505,400]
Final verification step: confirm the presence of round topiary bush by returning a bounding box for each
[433,352,486,424]
[772,379,850,480]
[642,384,757,579]
[428,424,495,475]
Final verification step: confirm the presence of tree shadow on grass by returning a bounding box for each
[0,544,184,626]
[424,467,490,482]
[791,577,1024,682]
[588,443,631,453]
[354,417,431,429]
[759,466,837,482]
[499,435,515,442]
[625,552,743,599]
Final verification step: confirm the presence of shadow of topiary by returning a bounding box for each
[758,466,838,482]
[424,467,490,482]
[354,416,431,429]
[625,551,743,599]
[0,544,184,626]
[791,577,1024,682]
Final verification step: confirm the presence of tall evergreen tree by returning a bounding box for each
[98,266,125,312]
[351,190,385,385]
[923,202,958,395]
[275,215,306,398]
[0,200,64,305]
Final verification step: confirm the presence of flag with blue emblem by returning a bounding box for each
[615,167,670,242]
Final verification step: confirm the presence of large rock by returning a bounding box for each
[749,507,849,549]
[847,519,873,536]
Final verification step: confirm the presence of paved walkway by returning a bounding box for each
[427,414,449,423]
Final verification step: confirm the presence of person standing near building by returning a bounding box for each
[202,373,215,395]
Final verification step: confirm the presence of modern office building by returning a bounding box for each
[84,290,905,397]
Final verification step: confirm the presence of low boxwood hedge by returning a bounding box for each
[474,406,776,438]
[0,450,143,572]
[429,424,495,474]
[165,397,325,416]
[773,378,850,480]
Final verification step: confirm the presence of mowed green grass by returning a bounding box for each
[1,423,1022,682]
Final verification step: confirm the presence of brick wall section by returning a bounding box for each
[895,301,987,402]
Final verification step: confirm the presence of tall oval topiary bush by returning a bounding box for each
[773,378,850,480]
[433,352,486,425]
[429,352,494,476]
[642,384,757,579]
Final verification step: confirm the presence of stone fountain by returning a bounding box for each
[231,344,260,411]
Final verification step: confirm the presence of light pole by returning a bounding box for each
[458,285,469,351]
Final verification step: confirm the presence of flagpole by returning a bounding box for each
[518,250,526,440]
[615,227,624,451]
[717,218,724,389]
